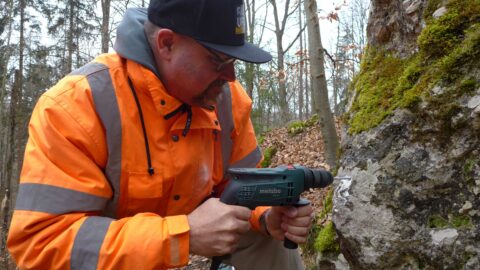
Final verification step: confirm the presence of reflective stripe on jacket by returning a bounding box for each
[7,53,265,269]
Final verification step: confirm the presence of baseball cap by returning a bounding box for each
[148,0,272,63]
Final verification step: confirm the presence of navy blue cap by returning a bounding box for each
[148,0,272,63]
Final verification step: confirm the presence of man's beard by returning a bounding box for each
[192,80,227,109]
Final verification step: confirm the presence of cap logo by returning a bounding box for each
[235,4,245,35]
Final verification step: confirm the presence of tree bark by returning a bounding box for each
[269,0,290,122]
[298,2,304,120]
[1,0,25,264]
[304,0,339,168]
[66,0,75,73]
[244,0,256,98]
[101,0,111,53]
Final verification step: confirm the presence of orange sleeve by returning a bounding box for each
[8,84,189,269]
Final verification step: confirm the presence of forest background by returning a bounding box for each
[0,0,369,267]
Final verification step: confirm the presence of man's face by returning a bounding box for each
[163,35,237,109]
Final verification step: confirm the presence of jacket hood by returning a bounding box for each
[114,8,160,78]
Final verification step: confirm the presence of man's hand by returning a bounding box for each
[187,198,251,257]
[264,204,314,244]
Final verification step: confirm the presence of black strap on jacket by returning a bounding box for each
[127,77,155,176]
[164,103,192,136]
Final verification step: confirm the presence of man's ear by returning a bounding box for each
[155,29,175,60]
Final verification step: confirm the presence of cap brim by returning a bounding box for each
[198,40,272,64]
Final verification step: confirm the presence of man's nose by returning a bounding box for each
[219,62,236,82]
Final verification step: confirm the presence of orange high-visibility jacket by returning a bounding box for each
[8,8,267,270]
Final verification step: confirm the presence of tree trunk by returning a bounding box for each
[269,0,290,122]
[298,2,304,120]
[0,71,19,268]
[66,0,75,73]
[0,0,15,183]
[244,0,256,98]
[1,0,25,263]
[304,0,339,168]
[101,0,111,53]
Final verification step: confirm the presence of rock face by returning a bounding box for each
[332,0,480,269]
[367,0,427,56]
[334,106,480,269]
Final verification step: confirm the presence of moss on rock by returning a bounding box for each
[288,121,306,135]
[260,146,277,168]
[451,214,473,228]
[314,221,340,253]
[287,115,319,135]
[347,0,480,134]
[428,213,473,228]
[428,215,449,228]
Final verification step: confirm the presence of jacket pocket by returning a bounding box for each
[125,171,165,215]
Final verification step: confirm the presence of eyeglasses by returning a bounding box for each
[202,45,236,72]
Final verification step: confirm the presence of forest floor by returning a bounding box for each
[177,122,332,269]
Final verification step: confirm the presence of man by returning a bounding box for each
[7,0,314,269]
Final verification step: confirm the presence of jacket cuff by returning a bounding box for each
[250,206,270,233]
[164,215,190,267]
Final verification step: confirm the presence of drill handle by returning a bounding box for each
[284,197,310,249]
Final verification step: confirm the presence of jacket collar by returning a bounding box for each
[126,60,220,131]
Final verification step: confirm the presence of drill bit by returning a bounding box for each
[334,176,352,181]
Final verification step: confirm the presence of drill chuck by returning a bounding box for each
[301,167,334,190]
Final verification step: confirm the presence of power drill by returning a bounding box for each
[210,165,333,270]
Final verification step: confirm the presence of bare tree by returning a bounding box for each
[243,0,268,98]
[298,1,305,120]
[268,0,305,122]
[101,0,111,53]
[304,0,339,168]
[0,0,25,265]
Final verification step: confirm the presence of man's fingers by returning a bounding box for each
[282,215,312,227]
[295,204,313,217]
[230,205,252,220]
[281,223,310,237]
[284,231,308,244]
[234,219,251,233]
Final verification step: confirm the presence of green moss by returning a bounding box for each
[288,121,306,135]
[260,146,277,168]
[304,114,319,127]
[428,215,449,228]
[451,214,473,228]
[318,188,333,221]
[423,0,443,21]
[420,0,480,60]
[419,13,463,59]
[347,0,480,134]
[438,23,480,83]
[303,188,336,259]
[464,159,476,174]
[302,216,321,261]
[287,115,319,135]
[347,48,407,133]
[314,221,340,253]
[257,134,265,145]
[458,78,478,94]
[428,214,473,228]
